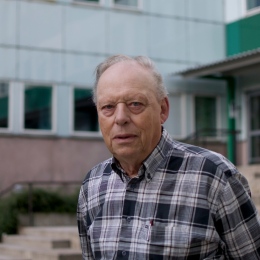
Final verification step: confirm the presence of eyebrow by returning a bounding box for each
[98,93,148,105]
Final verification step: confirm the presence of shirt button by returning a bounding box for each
[126,217,131,223]
[122,251,127,256]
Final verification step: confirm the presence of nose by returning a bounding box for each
[114,103,130,126]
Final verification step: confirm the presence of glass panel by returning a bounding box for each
[0,83,9,128]
[74,89,98,132]
[24,86,52,130]
[76,0,99,2]
[250,95,260,130]
[114,0,138,7]
[251,136,260,160]
[247,0,260,10]
[195,96,216,136]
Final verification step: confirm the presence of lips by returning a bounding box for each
[113,134,137,140]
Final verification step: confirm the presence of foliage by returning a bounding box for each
[0,188,79,239]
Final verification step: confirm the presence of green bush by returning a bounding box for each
[0,195,18,238]
[0,188,79,239]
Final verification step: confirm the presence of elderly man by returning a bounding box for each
[77,55,260,259]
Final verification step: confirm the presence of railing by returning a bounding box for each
[0,181,81,226]
[182,128,240,141]
[181,128,241,165]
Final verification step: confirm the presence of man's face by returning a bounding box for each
[96,61,169,164]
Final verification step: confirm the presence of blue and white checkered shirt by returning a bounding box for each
[77,128,260,259]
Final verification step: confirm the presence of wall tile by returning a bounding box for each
[149,16,187,61]
[19,1,63,49]
[18,49,63,82]
[0,47,16,78]
[64,53,105,85]
[0,0,17,45]
[64,6,107,53]
[108,11,148,56]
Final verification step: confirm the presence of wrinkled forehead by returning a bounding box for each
[97,61,156,94]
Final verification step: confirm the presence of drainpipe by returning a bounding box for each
[226,77,236,165]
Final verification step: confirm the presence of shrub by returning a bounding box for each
[0,188,79,240]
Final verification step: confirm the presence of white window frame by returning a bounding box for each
[73,0,104,7]
[0,82,12,133]
[192,94,222,140]
[70,86,101,138]
[244,0,260,16]
[111,0,143,11]
[21,83,57,135]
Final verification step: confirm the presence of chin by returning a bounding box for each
[114,149,140,159]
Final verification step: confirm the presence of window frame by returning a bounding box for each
[73,0,104,7]
[244,0,260,16]
[0,82,11,133]
[247,89,260,164]
[21,84,57,135]
[70,86,101,138]
[111,0,143,11]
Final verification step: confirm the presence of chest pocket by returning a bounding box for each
[146,223,189,248]
[144,222,222,258]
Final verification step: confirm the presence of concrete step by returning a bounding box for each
[19,226,80,249]
[2,234,70,249]
[0,244,81,260]
[0,255,29,260]
[0,244,31,259]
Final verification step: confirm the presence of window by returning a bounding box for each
[0,83,9,129]
[246,0,260,10]
[248,91,260,163]
[74,0,100,3]
[73,88,98,132]
[195,96,217,137]
[24,86,52,130]
[114,0,139,8]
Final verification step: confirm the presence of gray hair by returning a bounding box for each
[92,54,168,104]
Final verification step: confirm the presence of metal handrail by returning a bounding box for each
[182,128,240,141]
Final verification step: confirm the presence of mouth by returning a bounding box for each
[113,134,137,142]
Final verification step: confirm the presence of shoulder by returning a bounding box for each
[169,140,239,179]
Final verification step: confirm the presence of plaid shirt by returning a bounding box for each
[77,128,260,259]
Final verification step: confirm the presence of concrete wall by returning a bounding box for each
[0,135,111,193]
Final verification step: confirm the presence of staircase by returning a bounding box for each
[237,164,260,213]
[0,226,82,260]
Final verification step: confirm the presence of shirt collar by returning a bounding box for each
[111,128,173,182]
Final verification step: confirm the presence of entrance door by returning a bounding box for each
[248,91,260,163]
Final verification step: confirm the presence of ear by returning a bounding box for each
[160,97,170,124]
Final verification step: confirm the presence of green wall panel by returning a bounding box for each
[226,13,260,56]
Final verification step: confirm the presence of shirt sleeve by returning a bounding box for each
[77,185,94,260]
[215,173,260,259]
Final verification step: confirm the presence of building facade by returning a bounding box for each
[176,0,260,204]
[0,0,231,193]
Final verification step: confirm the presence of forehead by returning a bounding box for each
[96,61,157,100]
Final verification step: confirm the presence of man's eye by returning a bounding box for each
[102,104,114,110]
[129,102,142,107]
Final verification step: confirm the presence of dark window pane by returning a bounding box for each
[250,95,260,131]
[247,0,260,10]
[74,89,98,132]
[114,0,138,7]
[195,97,216,136]
[0,83,9,128]
[251,136,260,161]
[24,86,52,130]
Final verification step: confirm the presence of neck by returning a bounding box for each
[116,158,142,178]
